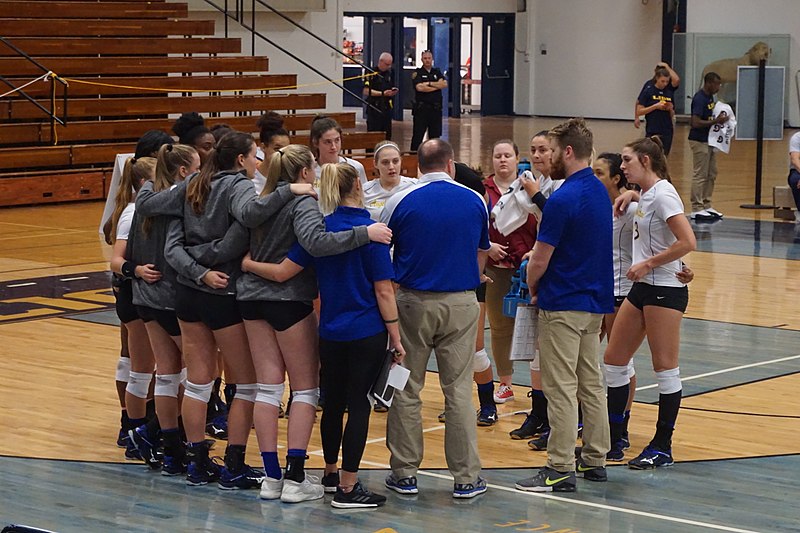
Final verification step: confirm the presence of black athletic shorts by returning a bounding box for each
[114,278,140,324]
[625,282,688,313]
[135,305,181,337]
[238,300,313,332]
[175,284,242,330]
[614,295,627,308]
[475,282,487,303]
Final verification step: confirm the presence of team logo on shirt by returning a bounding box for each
[412,72,418,80]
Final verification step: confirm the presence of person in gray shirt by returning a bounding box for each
[135,132,316,490]
[238,144,392,503]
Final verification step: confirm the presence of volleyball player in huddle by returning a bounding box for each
[243,161,402,508]
[173,112,216,166]
[604,137,696,469]
[254,112,291,195]
[362,141,418,221]
[238,145,391,503]
[311,115,368,186]
[510,130,563,448]
[125,144,201,473]
[484,140,537,422]
[135,132,314,488]
[109,157,158,461]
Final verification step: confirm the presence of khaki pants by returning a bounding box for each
[387,288,482,483]
[484,265,515,378]
[539,309,609,472]
[689,140,718,212]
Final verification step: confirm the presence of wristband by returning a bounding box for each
[121,261,138,279]
[384,318,399,324]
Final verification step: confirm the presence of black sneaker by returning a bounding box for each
[527,429,550,451]
[331,481,387,509]
[476,406,498,427]
[385,473,418,494]
[205,414,228,440]
[620,431,630,450]
[322,471,340,494]
[124,444,142,462]
[576,457,607,482]
[218,464,265,490]
[628,445,674,470]
[515,467,576,493]
[453,476,487,499]
[128,426,162,470]
[437,411,446,423]
[509,413,546,440]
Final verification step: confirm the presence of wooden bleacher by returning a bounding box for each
[0,0,383,207]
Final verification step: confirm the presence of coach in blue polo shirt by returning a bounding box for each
[380,139,490,500]
[515,118,613,494]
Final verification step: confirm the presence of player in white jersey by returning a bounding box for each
[603,137,697,470]
[509,131,562,447]
[362,141,418,221]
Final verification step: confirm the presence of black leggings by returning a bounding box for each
[319,330,387,472]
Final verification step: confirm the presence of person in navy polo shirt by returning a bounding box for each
[515,118,613,494]
[635,62,680,155]
[381,139,491,500]
[688,71,729,220]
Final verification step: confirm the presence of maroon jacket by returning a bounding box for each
[484,175,537,269]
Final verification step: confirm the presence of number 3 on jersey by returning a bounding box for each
[633,220,640,240]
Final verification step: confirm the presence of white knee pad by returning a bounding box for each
[627,359,636,379]
[292,387,320,407]
[179,367,187,387]
[604,363,631,388]
[115,356,131,382]
[154,373,182,398]
[473,348,491,373]
[234,383,257,403]
[256,383,285,407]
[529,350,540,372]
[184,380,214,403]
[126,371,153,399]
[656,367,682,395]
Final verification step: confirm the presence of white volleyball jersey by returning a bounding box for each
[363,176,418,221]
[633,180,685,287]
[614,202,637,297]
[116,203,135,241]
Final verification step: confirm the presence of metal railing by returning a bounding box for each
[0,37,68,145]
[201,0,383,114]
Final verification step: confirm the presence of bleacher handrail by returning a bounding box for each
[0,36,68,144]
[200,0,384,115]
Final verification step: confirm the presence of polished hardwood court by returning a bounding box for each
[1,116,799,533]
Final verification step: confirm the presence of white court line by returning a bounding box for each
[358,458,760,533]
[59,276,90,282]
[5,282,37,288]
[635,353,800,391]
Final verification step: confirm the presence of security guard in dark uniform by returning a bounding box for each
[363,52,398,140]
[410,50,448,152]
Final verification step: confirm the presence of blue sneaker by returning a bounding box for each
[124,444,142,462]
[453,477,487,499]
[606,440,626,462]
[218,464,265,490]
[128,426,162,470]
[628,445,674,470]
[620,431,631,450]
[205,414,228,440]
[477,406,498,427]
[186,457,222,486]
[161,455,187,476]
[385,473,418,494]
[117,428,130,448]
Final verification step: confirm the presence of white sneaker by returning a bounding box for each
[493,383,514,403]
[705,208,723,218]
[260,477,283,500]
[280,474,325,503]
[689,210,714,221]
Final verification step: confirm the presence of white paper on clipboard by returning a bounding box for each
[387,364,410,390]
